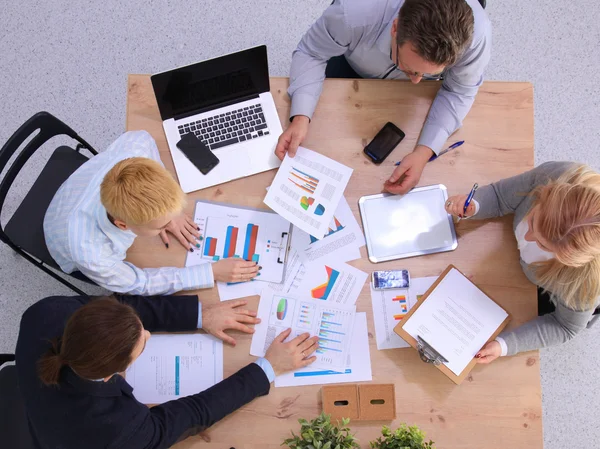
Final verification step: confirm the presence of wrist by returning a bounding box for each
[413,145,434,160]
[291,115,310,125]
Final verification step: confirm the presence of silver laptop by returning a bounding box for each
[151,45,282,193]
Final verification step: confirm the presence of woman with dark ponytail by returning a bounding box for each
[16,294,318,449]
[36,298,143,386]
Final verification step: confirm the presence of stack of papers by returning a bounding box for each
[217,147,366,302]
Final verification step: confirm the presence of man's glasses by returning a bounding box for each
[393,43,444,81]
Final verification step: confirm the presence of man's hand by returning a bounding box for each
[264,329,319,376]
[475,340,502,364]
[383,145,433,195]
[212,258,260,283]
[274,115,310,161]
[160,213,200,250]
[201,300,260,346]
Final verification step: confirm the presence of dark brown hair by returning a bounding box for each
[396,0,474,67]
[37,297,143,385]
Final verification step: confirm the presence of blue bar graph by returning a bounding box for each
[317,346,342,352]
[319,337,342,344]
[175,356,180,395]
[243,223,254,259]
[321,320,342,326]
[252,254,260,262]
[294,369,351,377]
[223,226,234,258]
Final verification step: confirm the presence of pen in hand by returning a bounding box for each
[457,182,478,222]
[395,140,464,166]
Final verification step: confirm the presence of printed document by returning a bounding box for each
[371,276,437,350]
[264,250,367,306]
[126,334,223,404]
[264,147,353,239]
[401,268,508,375]
[290,197,365,263]
[251,291,356,372]
[186,200,291,283]
[275,312,372,387]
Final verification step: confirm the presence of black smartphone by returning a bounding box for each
[363,122,406,164]
[176,133,220,175]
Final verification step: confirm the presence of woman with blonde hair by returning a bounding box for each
[445,161,600,363]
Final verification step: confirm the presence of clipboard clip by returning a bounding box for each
[277,232,290,264]
[416,336,449,366]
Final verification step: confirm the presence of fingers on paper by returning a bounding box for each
[301,356,317,367]
[290,332,311,346]
[274,328,292,343]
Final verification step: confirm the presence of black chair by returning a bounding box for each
[0,112,98,295]
[0,354,35,449]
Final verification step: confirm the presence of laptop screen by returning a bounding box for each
[151,45,270,121]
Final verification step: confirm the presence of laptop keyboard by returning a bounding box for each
[177,103,270,150]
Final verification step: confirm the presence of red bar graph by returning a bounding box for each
[227,227,239,257]
[209,238,217,257]
[247,225,258,260]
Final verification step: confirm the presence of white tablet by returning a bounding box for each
[358,185,458,263]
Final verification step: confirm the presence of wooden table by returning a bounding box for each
[126,75,541,449]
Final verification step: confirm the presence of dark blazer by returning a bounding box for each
[15,295,270,449]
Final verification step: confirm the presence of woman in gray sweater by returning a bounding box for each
[445,161,600,363]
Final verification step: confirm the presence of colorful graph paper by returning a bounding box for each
[311,266,341,300]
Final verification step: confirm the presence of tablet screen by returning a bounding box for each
[359,186,457,262]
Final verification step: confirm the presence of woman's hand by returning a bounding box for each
[444,194,477,218]
[475,340,502,364]
[264,329,319,376]
[160,213,200,250]
[212,258,260,283]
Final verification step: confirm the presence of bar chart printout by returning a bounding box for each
[187,200,292,283]
[317,307,355,369]
[251,293,356,372]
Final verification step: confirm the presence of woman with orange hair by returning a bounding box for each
[445,162,600,363]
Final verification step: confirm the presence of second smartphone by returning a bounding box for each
[176,133,220,175]
[363,122,406,164]
[372,269,410,290]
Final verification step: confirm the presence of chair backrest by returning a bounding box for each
[0,355,36,449]
[0,112,97,247]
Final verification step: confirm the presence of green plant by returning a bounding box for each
[283,412,360,449]
[369,425,435,449]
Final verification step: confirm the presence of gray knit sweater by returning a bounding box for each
[472,161,598,356]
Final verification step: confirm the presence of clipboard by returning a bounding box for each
[394,265,511,385]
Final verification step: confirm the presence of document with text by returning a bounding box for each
[371,276,437,350]
[275,312,372,387]
[126,334,223,404]
[251,291,356,372]
[401,268,508,375]
[289,197,365,263]
[264,147,353,239]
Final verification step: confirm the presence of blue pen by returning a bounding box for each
[459,182,478,221]
[395,140,465,166]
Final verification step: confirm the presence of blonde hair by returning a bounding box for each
[531,164,600,311]
[100,157,185,225]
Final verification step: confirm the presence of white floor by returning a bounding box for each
[1,1,599,447]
